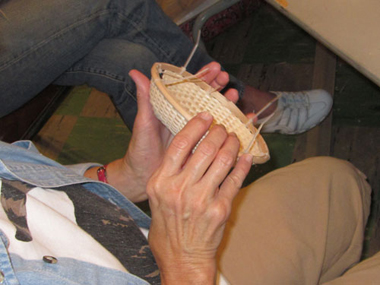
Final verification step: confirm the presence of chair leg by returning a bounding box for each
[192,0,241,48]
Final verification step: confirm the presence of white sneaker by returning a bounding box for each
[257,89,333,134]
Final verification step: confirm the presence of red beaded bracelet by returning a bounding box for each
[97,164,108,183]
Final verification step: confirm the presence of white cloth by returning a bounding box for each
[0,180,128,273]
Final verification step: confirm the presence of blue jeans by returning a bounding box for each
[0,0,244,130]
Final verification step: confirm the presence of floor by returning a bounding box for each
[32,1,380,259]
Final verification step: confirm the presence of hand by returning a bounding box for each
[197,62,257,123]
[116,70,173,202]
[123,63,237,202]
[83,69,172,201]
[84,62,242,202]
[147,113,253,284]
[197,62,239,104]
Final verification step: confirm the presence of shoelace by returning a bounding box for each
[280,92,310,109]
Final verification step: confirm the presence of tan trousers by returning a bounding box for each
[217,157,378,284]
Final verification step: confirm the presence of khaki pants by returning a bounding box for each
[218,157,378,284]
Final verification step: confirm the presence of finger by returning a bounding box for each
[213,70,229,90]
[198,62,229,91]
[161,112,213,175]
[129,70,151,114]
[200,133,241,194]
[181,124,228,183]
[218,153,253,201]
[198,62,221,84]
[246,112,259,124]
[224,88,239,104]
[129,69,164,133]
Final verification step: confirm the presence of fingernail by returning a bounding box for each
[244,154,253,164]
[198,112,212,120]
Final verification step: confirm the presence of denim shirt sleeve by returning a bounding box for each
[65,162,101,176]
[9,252,150,285]
[0,231,150,285]
[0,141,151,228]
[0,232,19,285]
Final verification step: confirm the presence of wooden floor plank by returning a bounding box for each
[81,89,120,118]
[292,43,336,162]
[0,86,70,143]
[33,115,78,160]
[237,62,313,91]
[332,126,380,258]
[206,16,254,64]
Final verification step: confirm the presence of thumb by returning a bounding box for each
[129,69,153,117]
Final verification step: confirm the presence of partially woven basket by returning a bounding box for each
[150,62,270,164]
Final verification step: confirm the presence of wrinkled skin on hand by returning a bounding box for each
[124,62,241,202]
[84,62,252,204]
[147,113,253,284]
[86,62,253,283]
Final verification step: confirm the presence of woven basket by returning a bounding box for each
[150,62,270,164]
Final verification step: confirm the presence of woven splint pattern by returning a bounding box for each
[150,63,269,164]
[150,78,187,135]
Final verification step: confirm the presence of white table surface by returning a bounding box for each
[265,0,380,87]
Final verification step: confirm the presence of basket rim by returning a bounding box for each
[151,63,256,132]
[150,62,270,164]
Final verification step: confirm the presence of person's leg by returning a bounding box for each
[217,157,371,284]
[0,0,332,133]
[0,0,214,122]
[1,0,115,116]
[322,251,380,284]
[54,39,160,130]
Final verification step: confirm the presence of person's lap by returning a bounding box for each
[217,157,372,284]
[324,250,380,284]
